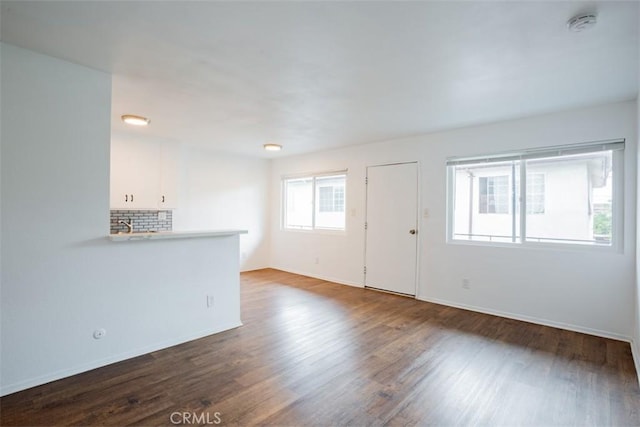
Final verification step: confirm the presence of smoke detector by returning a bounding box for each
[567,14,597,32]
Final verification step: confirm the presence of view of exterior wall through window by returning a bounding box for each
[447,140,623,247]
[283,173,346,231]
[479,175,509,214]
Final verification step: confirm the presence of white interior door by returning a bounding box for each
[365,162,418,295]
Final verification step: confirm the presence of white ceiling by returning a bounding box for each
[1,1,638,158]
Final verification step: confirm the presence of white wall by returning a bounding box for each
[109,134,271,272]
[270,101,637,339]
[172,147,270,271]
[632,6,640,381]
[634,88,640,378]
[1,44,242,396]
[2,41,636,396]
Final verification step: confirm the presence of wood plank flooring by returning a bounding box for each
[2,268,639,426]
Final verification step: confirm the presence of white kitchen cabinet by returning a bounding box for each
[110,135,179,210]
[158,143,179,209]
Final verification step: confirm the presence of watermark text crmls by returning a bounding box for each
[170,411,222,425]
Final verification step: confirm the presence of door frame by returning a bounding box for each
[363,161,421,297]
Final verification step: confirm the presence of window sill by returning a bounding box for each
[281,227,347,236]
[447,238,622,254]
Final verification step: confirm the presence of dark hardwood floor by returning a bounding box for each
[2,269,639,426]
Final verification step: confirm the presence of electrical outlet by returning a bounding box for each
[462,279,470,289]
[207,295,215,308]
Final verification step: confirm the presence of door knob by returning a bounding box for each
[409,229,417,235]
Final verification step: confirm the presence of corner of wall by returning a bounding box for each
[632,338,640,386]
[265,157,275,269]
[634,50,640,383]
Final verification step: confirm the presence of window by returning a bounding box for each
[447,140,623,247]
[526,174,545,214]
[479,176,509,214]
[284,173,346,230]
[284,177,313,229]
[318,181,345,213]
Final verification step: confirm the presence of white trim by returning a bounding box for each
[414,161,422,299]
[280,227,347,236]
[363,168,370,286]
[612,148,625,253]
[416,295,631,342]
[446,237,622,254]
[446,165,455,241]
[446,138,625,166]
[0,321,242,397]
[519,161,527,241]
[240,265,270,273]
[281,169,348,180]
[366,160,419,168]
[264,270,632,344]
[271,267,364,288]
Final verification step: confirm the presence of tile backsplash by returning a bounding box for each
[110,210,172,234]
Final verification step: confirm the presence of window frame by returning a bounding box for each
[446,140,624,252]
[282,171,347,233]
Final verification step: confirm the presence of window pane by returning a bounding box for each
[526,173,545,214]
[479,176,509,214]
[515,173,546,214]
[525,151,612,245]
[315,175,346,229]
[318,186,334,212]
[285,177,313,229]
[452,161,520,242]
[334,187,345,212]
[448,142,621,248]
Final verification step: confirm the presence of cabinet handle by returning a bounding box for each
[162,195,165,203]
[125,194,128,202]
[131,194,134,202]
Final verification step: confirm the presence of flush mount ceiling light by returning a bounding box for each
[121,114,150,126]
[264,143,282,152]
[567,13,597,32]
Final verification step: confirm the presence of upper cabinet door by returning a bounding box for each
[110,136,162,210]
[158,143,180,209]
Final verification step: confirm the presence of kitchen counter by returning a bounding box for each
[102,227,244,382]
[108,229,248,242]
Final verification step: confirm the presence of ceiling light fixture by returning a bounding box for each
[121,114,150,126]
[264,143,282,152]
[567,13,597,32]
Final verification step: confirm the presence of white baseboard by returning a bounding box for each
[240,266,270,273]
[270,270,632,343]
[270,267,363,289]
[0,321,242,397]
[276,276,640,383]
[417,295,631,342]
